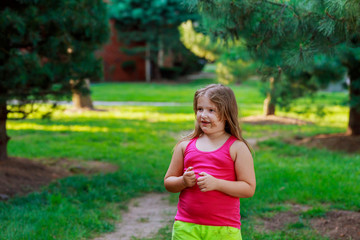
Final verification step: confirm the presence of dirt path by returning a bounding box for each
[93,193,177,240]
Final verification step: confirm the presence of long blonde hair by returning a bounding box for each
[182,84,252,152]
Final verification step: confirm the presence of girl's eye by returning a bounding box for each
[210,109,215,112]
[197,108,203,111]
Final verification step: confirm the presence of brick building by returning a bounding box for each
[96,19,146,82]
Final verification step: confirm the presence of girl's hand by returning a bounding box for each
[197,172,218,192]
[183,167,196,188]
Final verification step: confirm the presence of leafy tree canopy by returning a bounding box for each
[189,0,360,135]
[109,0,204,79]
[0,0,109,106]
[0,0,110,160]
[109,0,198,44]
[190,0,360,53]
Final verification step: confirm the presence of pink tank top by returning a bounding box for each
[175,136,241,229]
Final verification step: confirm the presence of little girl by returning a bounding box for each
[164,84,256,240]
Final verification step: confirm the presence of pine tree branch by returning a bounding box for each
[262,0,298,17]
[263,0,292,9]
[325,10,345,22]
[325,11,335,20]
[274,4,287,26]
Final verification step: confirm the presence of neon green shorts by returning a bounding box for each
[172,221,242,240]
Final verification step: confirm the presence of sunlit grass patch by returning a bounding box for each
[7,122,111,133]
[56,106,195,122]
[277,105,348,129]
[7,106,195,162]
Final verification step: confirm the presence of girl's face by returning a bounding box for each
[196,96,226,135]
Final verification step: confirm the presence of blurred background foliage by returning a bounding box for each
[188,0,360,135]
[108,0,205,79]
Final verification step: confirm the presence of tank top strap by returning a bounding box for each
[222,135,238,151]
[185,137,198,152]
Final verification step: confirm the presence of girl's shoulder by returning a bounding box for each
[177,139,191,153]
[229,139,252,161]
[230,138,247,146]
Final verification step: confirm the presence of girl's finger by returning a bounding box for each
[186,167,193,172]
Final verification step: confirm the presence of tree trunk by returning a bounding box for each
[263,76,276,116]
[71,79,94,110]
[263,95,276,115]
[145,42,151,82]
[0,100,9,161]
[158,38,164,68]
[347,68,360,136]
[151,59,161,80]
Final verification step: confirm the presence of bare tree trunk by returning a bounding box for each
[158,38,164,68]
[263,76,276,116]
[0,100,9,161]
[71,79,94,110]
[348,107,360,136]
[263,96,276,115]
[347,70,360,136]
[145,42,151,82]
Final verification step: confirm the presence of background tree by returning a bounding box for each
[0,0,110,160]
[180,18,329,117]
[109,0,204,81]
[179,20,223,62]
[190,0,360,135]
[180,20,259,84]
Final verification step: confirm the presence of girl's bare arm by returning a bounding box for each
[164,141,195,193]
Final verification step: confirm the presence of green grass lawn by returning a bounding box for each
[90,78,264,104]
[1,79,357,240]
